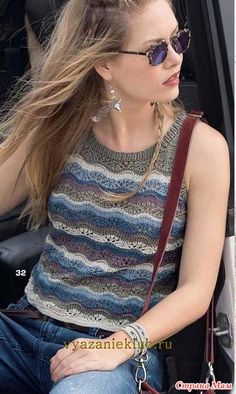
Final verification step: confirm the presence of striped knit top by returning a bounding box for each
[25,109,188,331]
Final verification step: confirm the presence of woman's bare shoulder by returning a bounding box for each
[184,120,229,192]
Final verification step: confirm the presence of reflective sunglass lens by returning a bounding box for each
[150,30,190,65]
[174,30,190,54]
[151,42,167,65]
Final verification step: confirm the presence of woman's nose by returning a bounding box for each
[164,43,183,67]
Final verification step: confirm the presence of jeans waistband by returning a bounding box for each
[0,307,114,338]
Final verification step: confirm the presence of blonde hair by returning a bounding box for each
[0,0,183,230]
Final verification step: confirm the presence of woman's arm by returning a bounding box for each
[133,120,230,345]
[24,15,41,71]
[0,138,30,217]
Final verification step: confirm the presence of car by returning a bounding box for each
[0,0,234,392]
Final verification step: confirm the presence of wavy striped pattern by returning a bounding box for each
[25,110,188,331]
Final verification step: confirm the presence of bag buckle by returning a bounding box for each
[135,353,149,393]
[205,362,216,384]
[199,362,216,394]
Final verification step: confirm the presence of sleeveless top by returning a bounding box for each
[24,109,188,331]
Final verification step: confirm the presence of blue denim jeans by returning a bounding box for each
[0,294,164,393]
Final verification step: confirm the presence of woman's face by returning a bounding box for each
[108,0,183,105]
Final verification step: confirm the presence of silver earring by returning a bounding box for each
[91,80,122,122]
[109,81,122,112]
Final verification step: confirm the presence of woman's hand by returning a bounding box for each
[50,330,134,382]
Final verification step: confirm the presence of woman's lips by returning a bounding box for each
[163,72,180,84]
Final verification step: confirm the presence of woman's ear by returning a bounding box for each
[94,61,112,82]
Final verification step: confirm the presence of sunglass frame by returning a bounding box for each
[118,28,191,66]
[146,28,191,65]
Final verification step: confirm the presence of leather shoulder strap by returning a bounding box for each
[141,109,214,379]
[141,110,205,315]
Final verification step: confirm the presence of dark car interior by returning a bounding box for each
[0,0,234,392]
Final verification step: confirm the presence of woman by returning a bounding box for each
[0,0,230,393]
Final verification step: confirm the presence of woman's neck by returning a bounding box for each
[92,105,173,153]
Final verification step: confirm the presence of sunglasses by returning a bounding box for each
[117,28,191,66]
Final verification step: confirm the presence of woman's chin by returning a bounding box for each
[157,89,180,103]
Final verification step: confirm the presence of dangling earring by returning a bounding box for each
[109,80,122,112]
[91,80,122,122]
